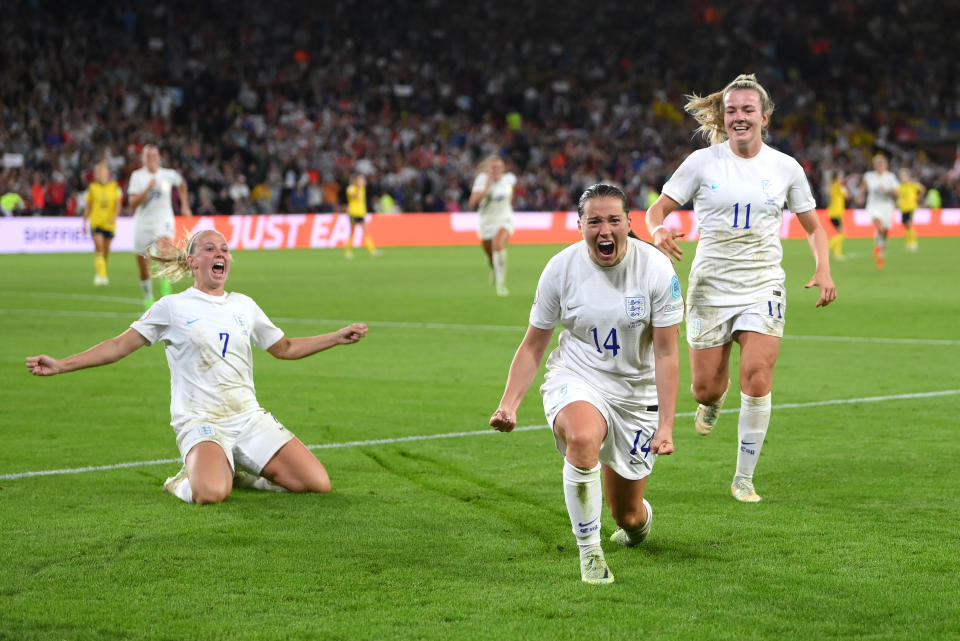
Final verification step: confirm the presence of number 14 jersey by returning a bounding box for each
[529,239,684,407]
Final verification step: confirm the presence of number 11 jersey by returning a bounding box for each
[662,142,816,307]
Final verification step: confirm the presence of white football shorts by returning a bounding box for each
[686,298,786,350]
[477,212,514,241]
[867,206,894,229]
[174,408,295,474]
[541,371,660,481]
[133,217,176,254]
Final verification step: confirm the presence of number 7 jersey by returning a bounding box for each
[529,238,684,407]
[662,142,816,306]
[130,288,285,428]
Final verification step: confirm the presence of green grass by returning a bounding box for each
[1,237,958,640]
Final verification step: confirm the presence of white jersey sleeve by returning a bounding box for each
[529,253,564,330]
[248,297,285,350]
[471,173,489,194]
[127,169,150,199]
[130,294,174,345]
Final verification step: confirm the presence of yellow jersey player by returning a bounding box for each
[826,171,849,260]
[897,168,925,252]
[84,162,124,285]
[344,174,380,258]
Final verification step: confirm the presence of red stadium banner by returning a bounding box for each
[2,209,959,253]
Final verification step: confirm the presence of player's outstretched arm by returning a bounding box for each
[796,210,837,307]
[490,325,553,432]
[267,323,368,360]
[645,194,685,262]
[649,323,680,455]
[26,328,149,376]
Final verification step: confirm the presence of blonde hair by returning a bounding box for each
[684,74,775,145]
[148,230,221,282]
[476,155,503,177]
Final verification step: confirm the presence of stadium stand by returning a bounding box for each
[2,0,960,215]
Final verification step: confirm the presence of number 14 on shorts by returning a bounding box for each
[590,327,620,356]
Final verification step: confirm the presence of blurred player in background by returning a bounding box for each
[490,184,682,585]
[83,161,123,286]
[645,74,836,503]
[826,171,849,260]
[897,168,925,252]
[26,229,368,505]
[344,173,380,258]
[859,154,898,269]
[469,156,515,296]
[127,144,192,308]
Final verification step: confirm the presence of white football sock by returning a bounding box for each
[492,249,507,286]
[562,459,602,551]
[140,279,153,299]
[734,392,771,483]
[235,471,288,493]
[169,476,194,503]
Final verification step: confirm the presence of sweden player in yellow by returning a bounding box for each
[84,162,123,285]
[344,174,380,258]
[897,168,925,252]
[826,171,849,259]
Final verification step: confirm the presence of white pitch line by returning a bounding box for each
[2,389,958,481]
[0,291,143,305]
[3,306,960,346]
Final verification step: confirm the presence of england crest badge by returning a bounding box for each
[625,296,647,320]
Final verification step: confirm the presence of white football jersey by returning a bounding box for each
[662,142,816,306]
[472,171,516,220]
[128,166,184,223]
[130,287,285,428]
[863,170,899,217]
[530,238,684,407]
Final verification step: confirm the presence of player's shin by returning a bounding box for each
[562,459,602,550]
[734,391,771,483]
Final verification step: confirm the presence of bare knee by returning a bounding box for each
[191,477,233,505]
[740,367,773,397]
[271,468,331,494]
[563,429,603,460]
[692,378,727,405]
[293,472,331,494]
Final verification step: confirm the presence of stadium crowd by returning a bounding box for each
[2,0,960,217]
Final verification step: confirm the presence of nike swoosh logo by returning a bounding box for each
[741,440,757,446]
[186,319,200,325]
[710,184,719,189]
[578,518,599,528]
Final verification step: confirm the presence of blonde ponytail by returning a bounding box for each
[148,231,204,282]
[684,73,775,145]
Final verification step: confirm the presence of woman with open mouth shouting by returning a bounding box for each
[490,183,683,585]
[26,229,368,505]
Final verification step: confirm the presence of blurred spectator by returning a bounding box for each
[30,174,46,214]
[228,174,253,214]
[1,191,25,217]
[251,180,275,214]
[45,172,67,216]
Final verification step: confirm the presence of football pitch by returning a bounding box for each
[2,237,958,640]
